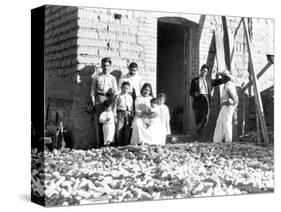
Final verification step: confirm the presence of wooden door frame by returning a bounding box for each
[183,26,193,134]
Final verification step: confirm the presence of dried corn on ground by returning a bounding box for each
[31,143,274,206]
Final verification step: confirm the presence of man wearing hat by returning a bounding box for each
[189,64,231,137]
[213,70,238,143]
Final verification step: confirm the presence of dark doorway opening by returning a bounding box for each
[157,21,187,134]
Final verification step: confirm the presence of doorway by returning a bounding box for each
[157,19,190,134]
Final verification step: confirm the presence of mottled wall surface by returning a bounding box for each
[44,5,274,147]
[44,6,78,145]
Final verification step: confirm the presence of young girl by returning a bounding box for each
[99,100,115,146]
[157,93,171,136]
[147,98,166,145]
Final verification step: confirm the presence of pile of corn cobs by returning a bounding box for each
[31,143,274,206]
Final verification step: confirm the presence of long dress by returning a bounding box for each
[213,81,238,143]
[148,105,166,145]
[99,110,115,145]
[130,95,152,145]
[159,104,171,136]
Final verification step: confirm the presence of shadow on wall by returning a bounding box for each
[69,66,122,149]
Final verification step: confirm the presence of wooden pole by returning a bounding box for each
[256,109,261,144]
[242,18,269,145]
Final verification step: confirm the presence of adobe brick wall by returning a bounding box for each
[44,5,274,147]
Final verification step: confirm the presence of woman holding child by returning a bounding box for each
[130,83,168,146]
[130,83,153,145]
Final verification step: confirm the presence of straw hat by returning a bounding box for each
[217,69,235,82]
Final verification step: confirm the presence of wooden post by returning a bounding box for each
[214,30,226,102]
[242,18,269,145]
[241,83,246,136]
[256,110,261,144]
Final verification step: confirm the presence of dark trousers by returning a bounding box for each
[193,94,210,135]
[116,111,132,146]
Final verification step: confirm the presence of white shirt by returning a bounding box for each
[221,81,238,107]
[118,73,143,96]
[99,111,115,125]
[114,93,133,111]
[90,72,117,95]
[199,77,208,95]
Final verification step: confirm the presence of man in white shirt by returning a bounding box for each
[118,62,143,101]
[213,70,238,143]
[90,57,117,147]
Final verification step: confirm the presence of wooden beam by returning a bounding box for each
[242,61,273,92]
[242,18,269,145]
[256,111,261,144]
[214,30,226,102]
[230,19,243,63]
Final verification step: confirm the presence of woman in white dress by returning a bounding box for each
[130,83,154,145]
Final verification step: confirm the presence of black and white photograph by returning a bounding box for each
[30,3,274,208]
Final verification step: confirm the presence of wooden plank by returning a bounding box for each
[242,61,273,92]
[230,18,243,64]
[256,111,261,144]
[242,18,269,145]
[214,30,226,102]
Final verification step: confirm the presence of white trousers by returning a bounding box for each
[213,105,235,143]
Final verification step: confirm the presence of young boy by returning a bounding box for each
[114,81,133,146]
[99,100,115,146]
[157,93,171,135]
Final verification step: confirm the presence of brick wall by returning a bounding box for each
[44,5,274,147]
[44,5,80,147]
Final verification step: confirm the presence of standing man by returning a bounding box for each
[90,57,117,147]
[118,62,143,101]
[189,64,231,137]
[213,70,238,143]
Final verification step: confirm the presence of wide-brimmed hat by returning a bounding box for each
[217,70,235,82]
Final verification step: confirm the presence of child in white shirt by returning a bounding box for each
[114,81,133,146]
[99,100,115,146]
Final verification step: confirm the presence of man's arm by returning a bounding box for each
[211,74,230,87]
[211,77,230,87]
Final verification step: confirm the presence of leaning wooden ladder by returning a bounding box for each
[214,17,270,145]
